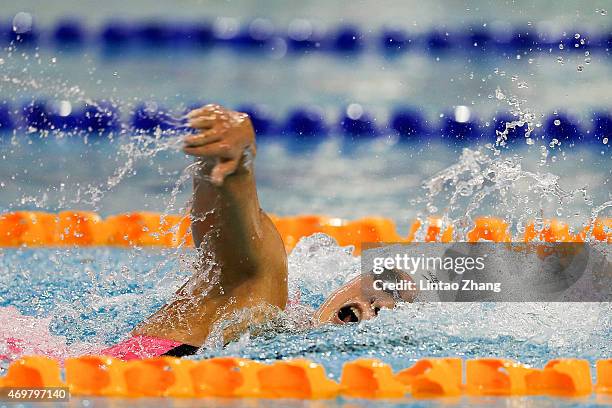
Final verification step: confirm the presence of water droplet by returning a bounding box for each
[346,103,364,120]
[268,37,287,59]
[577,65,584,72]
[603,137,609,144]
[556,56,564,65]
[12,12,33,34]
[454,106,471,123]
[595,8,607,15]
[554,119,561,126]
[57,100,72,117]
[558,43,564,50]
[574,33,580,39]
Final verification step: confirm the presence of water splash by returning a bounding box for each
[491,85,538,151]
[418,147,604,240]
[0,38,197,215]
[76,130,187,210]
[288,233,360,306]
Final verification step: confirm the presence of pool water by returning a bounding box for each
[1,237,611,407]
[1,235,610,374]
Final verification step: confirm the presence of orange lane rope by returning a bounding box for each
[0,211,610,253]
[0,356,610,398]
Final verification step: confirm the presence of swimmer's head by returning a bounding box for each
[313,269,416,325]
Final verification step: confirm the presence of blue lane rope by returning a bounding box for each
[3,17,611,55]
[0,100,610,146]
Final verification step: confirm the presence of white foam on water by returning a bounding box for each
[0,306,101,362]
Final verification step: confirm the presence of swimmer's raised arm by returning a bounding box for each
[133,104,288,347]
[183,104,282,279]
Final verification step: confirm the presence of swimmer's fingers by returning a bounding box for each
[186,103,226,121]
[183,141,235,159]
[187,104,223,129]
[188,115,217,129]
[210,159,239,186]
[183,130,223,148]
[186,107,206,119]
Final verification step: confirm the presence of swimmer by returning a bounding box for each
[102,104,415,359]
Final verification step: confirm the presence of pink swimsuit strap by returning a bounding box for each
[100,335,183,361]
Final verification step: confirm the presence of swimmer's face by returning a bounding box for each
[313,271,415,325]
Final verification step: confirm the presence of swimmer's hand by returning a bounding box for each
[183,104,256,186]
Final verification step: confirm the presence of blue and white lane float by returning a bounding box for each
[4,15,611,55]
[0,100,609,146]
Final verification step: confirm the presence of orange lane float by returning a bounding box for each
[55,211,106,245]
[340,358,406,399]
[163,214,193,247]
[536,359,593,397]
[64,356,127,396]
[406,217,453,242]
[105,212,173,247]
[587,218,612,243]
[595,359,612,394]
[396,358,462,398]
[465,358,542,396]
[272,215,331,251]
[0,212,57,246]
[321,217,404,254]
[257,359,340,399]
[1,357,611,398]
[0,356,63,388]
[524,219,579,243]
[0,211,610,249]
[188,357,262,398]
[122,357,196,397]
[467,217,511,242]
